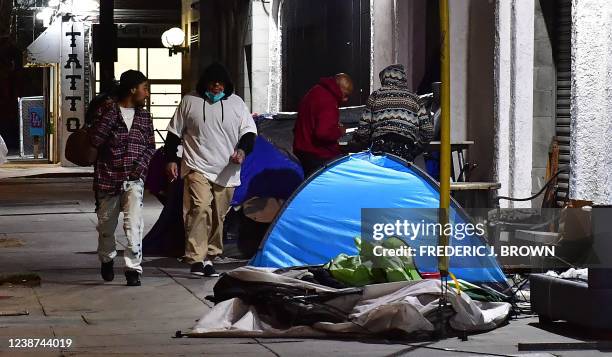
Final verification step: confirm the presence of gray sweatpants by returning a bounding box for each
[95,179,145,273]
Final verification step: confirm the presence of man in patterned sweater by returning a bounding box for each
[351,64,433,162]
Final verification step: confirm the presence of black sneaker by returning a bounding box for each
[190,262,205,276]
[101,260,114,282]
[190,262,220,277]
[203,263,220,277]
[125,270,141,286]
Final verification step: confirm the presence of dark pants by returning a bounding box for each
[295,152,332,177]
[371,136,418,163]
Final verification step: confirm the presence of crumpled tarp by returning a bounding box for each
[546,267,588,281]
[187,266,511,338]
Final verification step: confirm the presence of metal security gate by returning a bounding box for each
[554,0,572,206]
[18,96,48,160]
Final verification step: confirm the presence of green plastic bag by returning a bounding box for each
[376,236,421,282]
[325,237,421,286]
[324,254,373,287]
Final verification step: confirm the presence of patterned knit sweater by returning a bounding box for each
[352,64,434,160]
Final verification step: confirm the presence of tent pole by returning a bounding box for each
[438,0,451,278]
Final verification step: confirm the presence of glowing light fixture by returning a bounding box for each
[161,27,188,56]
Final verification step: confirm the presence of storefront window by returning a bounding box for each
[95,48,181,148]
[115,48,139,77]
[147,48,181,79]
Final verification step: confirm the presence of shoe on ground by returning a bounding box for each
[125,270,141,286]
[190,261,220,277]
[101,260,114,282]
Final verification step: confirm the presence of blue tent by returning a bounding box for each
[250,152,508,290]
[231,136,304,206]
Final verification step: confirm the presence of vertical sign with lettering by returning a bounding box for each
[59,20,85,165]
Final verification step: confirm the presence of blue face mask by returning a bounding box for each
[205,91,225,103]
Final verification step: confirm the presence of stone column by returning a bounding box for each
[370,0,395,91]
[449,0,469,143]
[570,0,612,205]
[493,0,535,208]
[267,0,283,113]
[251,0,271,114]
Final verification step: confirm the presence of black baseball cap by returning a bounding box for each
[119,70,147,91]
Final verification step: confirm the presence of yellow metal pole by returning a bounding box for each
[438,0,451,277]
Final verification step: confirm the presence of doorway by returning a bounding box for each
[280,0,371,111]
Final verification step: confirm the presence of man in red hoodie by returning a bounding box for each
[293,73,353,176]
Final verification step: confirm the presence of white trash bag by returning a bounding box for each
[0,134,8,164]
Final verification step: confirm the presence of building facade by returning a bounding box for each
[23,0,181,165]
[15,0,612,208]
[363,0,610,206]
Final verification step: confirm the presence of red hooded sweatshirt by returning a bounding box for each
[293,77,344,160]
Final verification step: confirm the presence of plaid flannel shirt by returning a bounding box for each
[88,100,156,195]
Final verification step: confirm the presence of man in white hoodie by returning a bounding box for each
[165,63,257,277]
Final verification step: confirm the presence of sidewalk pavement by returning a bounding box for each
[0,163,93,180]
[0,176,603,356]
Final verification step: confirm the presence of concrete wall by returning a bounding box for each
[370,0,395,91]
[494,0,535,208]
[531,0,557,202]
[449,0,469,143]
[250,0,272,114]
[237,0,272,113]
[570,0,612,205]
[268,0,282,113]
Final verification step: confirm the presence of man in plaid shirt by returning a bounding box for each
[88,70,156,286]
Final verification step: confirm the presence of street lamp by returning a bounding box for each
[161,27,188,56]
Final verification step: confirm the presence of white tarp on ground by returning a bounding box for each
[188,267,511,337]
[546,267,588,281]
